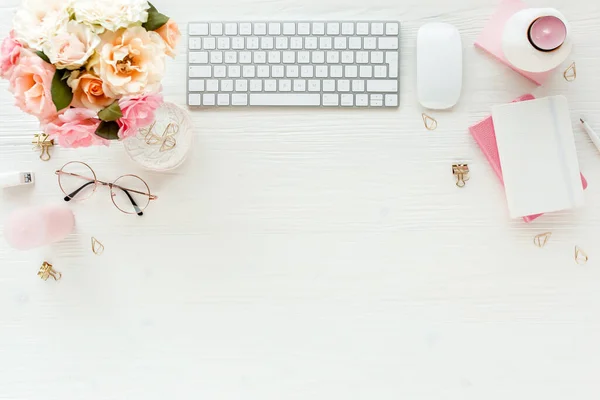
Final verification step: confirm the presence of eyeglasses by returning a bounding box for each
[55,161,157,216]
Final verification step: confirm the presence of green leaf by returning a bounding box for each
[97,101,123,122]
[142,2,169,31]
[95,121,120,140]
[35,51,50,63]
[50,70,73,112]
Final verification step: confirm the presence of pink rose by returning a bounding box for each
[117,93,163,139]
[45,108,109,148]
[0,31,23,79]
[8,50,58,124]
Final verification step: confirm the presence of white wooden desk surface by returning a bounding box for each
[1,0,600,398]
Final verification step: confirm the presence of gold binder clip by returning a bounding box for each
[533,232,552,248]
[452,164,470,187]
[575,246,588,265]
[563,62,576,82]
[91,237,104,255]
[37,262,62,281]
[32,133,54,161]
[422,113,438,131]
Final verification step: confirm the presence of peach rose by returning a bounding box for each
[97,26,166,97]
[8,50,58,124]
[155,19,180,58]
[67,70,114,111]
[0,31,23,79]
[42,21,100,70]
[45,108,109,148]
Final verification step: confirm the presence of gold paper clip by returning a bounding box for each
[32,133,54,161]
[37,262,62,281]
[91,237,105,255]
[144,122,178,152]
[452,164,470,187]
[575,246,588,265]
[563,62,576,82]
[534,232,552,248]
[422,113,438,131]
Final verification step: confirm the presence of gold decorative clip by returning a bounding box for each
[38,262,62,281]
[452,164,470,187]
[422,113,438,131]
[91,237,104,255]
[575,246,588,265]
[533,232,552,248]
[32,133,54,161]
[563,62,576,82]
[144,122,178,152]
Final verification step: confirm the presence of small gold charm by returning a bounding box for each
[32,133,54,161]
[38,262,62,281]
[452,164,470,187]
[563,62,576,82]
[575,246,588,265]
[533,232,552,248]
[91,237,105,255]
[422,113,438,131]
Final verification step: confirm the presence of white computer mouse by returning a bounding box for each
[417,23,463,110]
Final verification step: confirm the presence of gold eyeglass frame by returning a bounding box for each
[55,161,157,215]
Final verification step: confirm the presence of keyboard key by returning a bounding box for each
[312,22,325,35]
[282,51,295,63]
[206,79,219,91]
[214,65,226,77]
[349,37,361,49]
[210,23,223,35]
[323,94,339,106]
[228,65,241,77]
[276,37,288,49]
[330,65,342,77]
[189,37,202,49]
[224,52,237,63]
[371,51,384,63]
[326,51,339,63]
[232,93,248,105]
[297,51,310,64]
[356,94,368,106]
[235,80,248,91]
[293,79,306,91]
[272,65,284,77]
[240,23,252,35]
[341,51,354,63]
[366,80,398,92]
[250,93,320,106]
[315,65,328,77]
[341,93,354,106]
[189,79,204,91]
[257,65,270,77]
[312,51,325,64]
[308,80,321,91]
[249,80,262,91]
[254,51,266,64]
[319,37,332,49]
[242,65,255,77]
[327,23,340,35]
[345,65,358,77]
[323,80,335,92]
[189,66,211,77]
[286,65,299,77]
[359,65,372,78]
[341,22,354,35]
[232,37,244,49]
[356,23,369,35]
[385,94,398,106]
[352,80,365,91]
[356,51,369,64]
[334,37,347,49]
[298,23,310,35]
[300,65,314,77]
[371,23,384,35]
[364,37,377,49]
[247,37,259,49]
[210,51,223,63]
[217,94,230,105]
[254,23,267,35]
[305,37,318,49]
[239,52,252,64]
[386,52,399,78]
[338,79,350,92]
[217,37,230,49]
[264,79,277,91]
[279,79,291,91]
[188,93,201,105]
[261,37,274,49]
[283,23,296,35]
[290,37,303,49]
[370,94,383,106]
[378,37,399,50]
[268,23,281,35]
[221,80,233,91]
[189,51,208,64]
[203,37,216,49]
[374,65,387,78]
[203,93,215,105]
[225,23,238,35]
[385,22,399,35]
[268,51,281,63]
[189,23,209,36]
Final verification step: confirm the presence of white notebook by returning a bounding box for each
[492,95,584,218]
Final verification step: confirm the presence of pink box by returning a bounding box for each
[475,0,553,86]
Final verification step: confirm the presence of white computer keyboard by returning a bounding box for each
[187,21,400,108]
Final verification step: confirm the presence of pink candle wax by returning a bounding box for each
[528,16,567,52]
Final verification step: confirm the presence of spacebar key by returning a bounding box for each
[250,94,321,106]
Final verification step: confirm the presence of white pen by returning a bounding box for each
[580,116,600,154]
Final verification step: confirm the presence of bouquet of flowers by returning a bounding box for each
[0,0,180,148]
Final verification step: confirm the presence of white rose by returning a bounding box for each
[12,0,72,51]
[73,0,150,33]
[97,26,165,96]
[42,21,100,70]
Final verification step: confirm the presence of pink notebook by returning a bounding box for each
[469,94,588,223]
[475,0,552,86]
